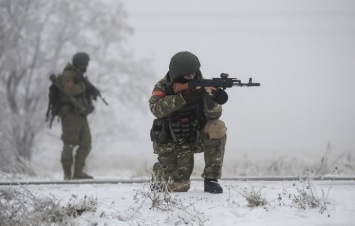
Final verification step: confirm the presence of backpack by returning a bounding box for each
[46,74,62,128]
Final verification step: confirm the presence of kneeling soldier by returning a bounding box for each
[149,51,228,193]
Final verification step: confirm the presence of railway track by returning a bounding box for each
[0,176,354,186]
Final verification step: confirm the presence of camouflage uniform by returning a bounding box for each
[58,62,94,180]
[149,68,227,192]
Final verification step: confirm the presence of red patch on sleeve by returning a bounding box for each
[152,91,166,97]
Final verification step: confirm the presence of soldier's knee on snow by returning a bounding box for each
[204,119,227,139]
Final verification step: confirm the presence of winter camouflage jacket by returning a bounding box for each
[149,72,222,121]
[59,63,93,116]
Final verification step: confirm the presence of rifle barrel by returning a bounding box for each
[99,95,109,106]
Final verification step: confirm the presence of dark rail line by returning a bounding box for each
[0,176,354,186]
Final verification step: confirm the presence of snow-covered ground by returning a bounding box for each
[1,179,354,225]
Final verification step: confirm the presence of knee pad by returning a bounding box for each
[204,119,227,139]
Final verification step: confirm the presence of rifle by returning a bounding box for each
[189,73,260,90]
[78,74,109,106]
[189,73,260,109]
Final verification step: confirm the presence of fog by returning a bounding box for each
[123,0,355,160]
[19,0,354,178]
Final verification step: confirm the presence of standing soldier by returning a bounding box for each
[58,52,94,180]
[149,51,228,193]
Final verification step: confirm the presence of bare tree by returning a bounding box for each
[0,0,153,174]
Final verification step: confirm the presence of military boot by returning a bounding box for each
[73,148,93,179]
[73,161,93,179]
[204,179,223,194]
[72,172,93,179]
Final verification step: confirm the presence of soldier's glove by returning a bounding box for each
[182,89,204,104]
[211,89,228,105]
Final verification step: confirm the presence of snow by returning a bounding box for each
[1,179,355,225]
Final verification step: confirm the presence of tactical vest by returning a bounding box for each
[58,71,93,115]
[165,103,206,142]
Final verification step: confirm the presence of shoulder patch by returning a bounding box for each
[152,90,166,98]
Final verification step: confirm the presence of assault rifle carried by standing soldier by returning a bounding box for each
[76,73,109,106]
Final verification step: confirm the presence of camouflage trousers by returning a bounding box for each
[60,110,92,177]
[152,119,227,192]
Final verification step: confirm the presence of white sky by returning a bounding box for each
[122,0,355,159]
